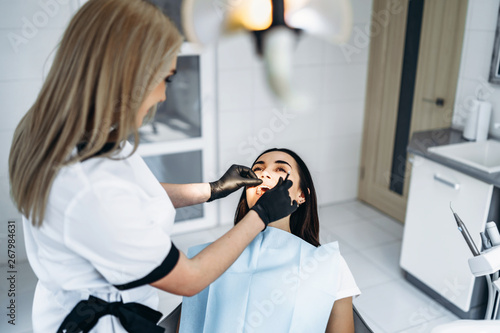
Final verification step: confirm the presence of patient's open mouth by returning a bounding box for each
[256,185,271,196]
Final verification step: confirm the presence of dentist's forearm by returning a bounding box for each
[160,183,210,208]
[187,210,264,292]
[150,210,265,296]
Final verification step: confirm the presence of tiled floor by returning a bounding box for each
[1,200,461,333]
[168,200,461,333]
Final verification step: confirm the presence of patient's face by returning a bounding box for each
[246,151,304,209]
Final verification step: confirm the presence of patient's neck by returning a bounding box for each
[268,216,291,233]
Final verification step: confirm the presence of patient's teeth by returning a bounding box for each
[256,185,270,196]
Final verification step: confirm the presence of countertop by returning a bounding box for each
[407,128,500,187]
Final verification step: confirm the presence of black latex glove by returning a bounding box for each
[251,175,298,230]
[208,164,263,202]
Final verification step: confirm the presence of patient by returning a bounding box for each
[178,148,360,333]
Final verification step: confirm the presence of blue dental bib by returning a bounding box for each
[179,227,341,333]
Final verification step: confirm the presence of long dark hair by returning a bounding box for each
[234,148,320,247]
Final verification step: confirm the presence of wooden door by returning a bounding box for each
[358,0,468,222]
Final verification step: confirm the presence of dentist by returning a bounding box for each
[8,0,298,332]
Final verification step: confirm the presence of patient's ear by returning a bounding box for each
[298,191,306,205]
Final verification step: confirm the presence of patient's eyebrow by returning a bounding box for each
[275,160,292,168]
[253,160,292,168]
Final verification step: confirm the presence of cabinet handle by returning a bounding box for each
[433,174,460,190]
[422,97,445,107]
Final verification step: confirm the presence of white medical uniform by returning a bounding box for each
[23,141,179,332]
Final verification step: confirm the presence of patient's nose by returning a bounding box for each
[260,169,272,179]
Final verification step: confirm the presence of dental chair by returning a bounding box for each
[158,303,374,333]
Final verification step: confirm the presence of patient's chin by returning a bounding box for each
[246,199,256,209]
[245,191,258,209]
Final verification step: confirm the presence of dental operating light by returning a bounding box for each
[181,0,352,108]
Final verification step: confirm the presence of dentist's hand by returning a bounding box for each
[208,165,263,202]
[251,175,298,230]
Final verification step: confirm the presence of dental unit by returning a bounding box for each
[450,203,480,257]
[432,207,500,331]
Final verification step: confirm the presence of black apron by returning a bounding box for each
[56,294,165,333]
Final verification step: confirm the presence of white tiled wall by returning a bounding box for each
[453,0,500,139]
[216,2,373,224]
[0,0,80,265]
[0,0,374,264]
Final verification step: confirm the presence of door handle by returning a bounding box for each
[433,173,460,190]
[422,97,445,107]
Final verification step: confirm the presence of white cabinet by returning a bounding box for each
[400,155,493,313]
[135,43,217,235]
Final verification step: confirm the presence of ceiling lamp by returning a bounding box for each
[182,0,352,108]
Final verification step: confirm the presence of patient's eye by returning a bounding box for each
[165,70,177,83]
[252,166,262,172]
[276,166,287,173]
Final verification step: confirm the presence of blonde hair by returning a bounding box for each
[9,0,183,227]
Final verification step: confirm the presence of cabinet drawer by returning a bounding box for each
[400,155,493,312]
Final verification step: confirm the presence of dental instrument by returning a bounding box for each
[450,203,480,256]
[486,221,500,246]
[485,222,500,286]
[481,232,492,250]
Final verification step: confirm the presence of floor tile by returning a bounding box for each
[397,311,460,333]
[342,251,395,290]
[354,279,450,333]
[371,216,405,240]
[343,200,389,220]
[157,292,182,320]
[355,306,388,333]
[319,226,357,254]
[359,241,405,279]
[319,202,363,226]
[332,219,398,251]
[171,230,214,254]
[207,224,232,239]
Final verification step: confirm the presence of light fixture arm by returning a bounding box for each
[251,0,302,56]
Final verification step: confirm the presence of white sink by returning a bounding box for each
[427,140,500,173]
